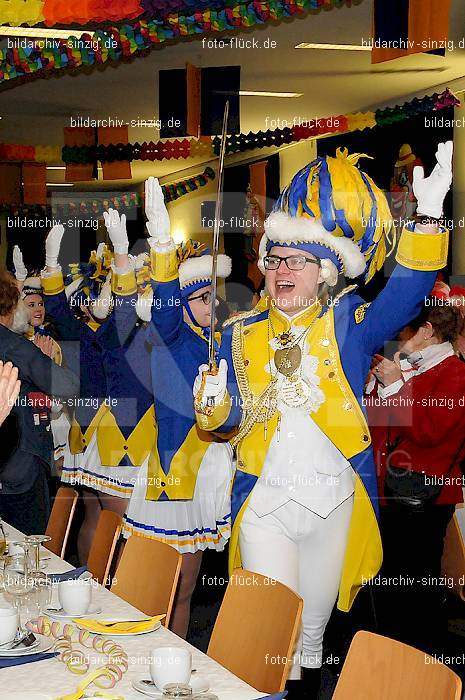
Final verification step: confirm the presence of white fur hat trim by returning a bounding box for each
[259,211,366,279]
[179,254,232,290]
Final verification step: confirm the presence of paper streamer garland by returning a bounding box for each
[0,0,355,27]
[0,168,214,213]
[55,89,459,164]
[26,616,128,691]
[0,0,358,85]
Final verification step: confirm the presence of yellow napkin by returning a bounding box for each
[73,614,165,634]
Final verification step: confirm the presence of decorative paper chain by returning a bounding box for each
[27,616,128,689]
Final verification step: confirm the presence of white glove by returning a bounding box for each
[413,141,453,219]
[145,176,171,246]
[103,209,128,255]
[91,274,113,320]
[136,287,153,323]
[45,224,65,269]
[193,359,228,409]
[12,245,27,281]
[95,242,107,260]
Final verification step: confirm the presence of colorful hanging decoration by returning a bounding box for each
[0,0,354,27]
[50,89,461,164]
[0,0,357,85]
[0,167,215,214]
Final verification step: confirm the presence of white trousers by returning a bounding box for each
[239,495,353,673]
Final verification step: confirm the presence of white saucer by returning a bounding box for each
[45,605,101,620]
[0,638,54,657]
[0,637,40,656]
[74,618,162,636]
[132,674,209,697]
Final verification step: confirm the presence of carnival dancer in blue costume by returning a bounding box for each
[194,143,453,698]
[75,210,157,547]
[40,225,113,562]
[123,177,233,638]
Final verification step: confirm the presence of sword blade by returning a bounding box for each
[208,100,229,370]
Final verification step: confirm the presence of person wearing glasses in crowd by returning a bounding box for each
[193,144,453,699]
[122,178,233,638]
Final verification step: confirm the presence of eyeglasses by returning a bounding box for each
[187,291,212,305]
[263,254,321,271]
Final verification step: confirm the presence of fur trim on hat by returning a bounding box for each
[21,277,42,299]
[259,211,366,279]
[179,254,232,290]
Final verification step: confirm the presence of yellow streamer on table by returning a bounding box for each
[0,0,44,25]
[26,616,128,693]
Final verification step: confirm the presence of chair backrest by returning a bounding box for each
[87,510,122,586]
[332,631,462,700]
[44,487,79,558]
[207,568,303,694]
[111,535,181,626]
[441,511,465,602]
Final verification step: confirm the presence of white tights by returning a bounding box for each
[239,495,353,675]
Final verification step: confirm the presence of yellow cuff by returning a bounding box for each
[196,392,232,431]
[111,269,137,296]
[150,246,179,283]
[41,271,65,295]
[396,226,449,271]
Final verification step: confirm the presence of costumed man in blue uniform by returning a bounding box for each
[40,225,113,563]
[123,177,233,638]
[193,143,453,698]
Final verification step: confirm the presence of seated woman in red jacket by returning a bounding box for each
[366,294,465,654]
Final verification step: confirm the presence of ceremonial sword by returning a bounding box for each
[208,100,229,372]
[205,100,229,410]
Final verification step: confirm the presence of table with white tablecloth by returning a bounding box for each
[0,523,263,700]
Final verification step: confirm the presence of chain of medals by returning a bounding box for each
[231,312,317,448]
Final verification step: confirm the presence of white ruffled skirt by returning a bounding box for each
[122,441,233,554]
[60,431,138,499]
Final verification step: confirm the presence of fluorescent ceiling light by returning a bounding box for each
[46,182,74,187]
[239,91,303,98]
[0,26,94,39]
[47,166,103,170]
[295,42,371,51]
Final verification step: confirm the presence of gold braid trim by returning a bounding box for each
[223,304,265,329]
[230,320,278,449]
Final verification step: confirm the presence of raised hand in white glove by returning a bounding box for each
[193,358,228,412]
[136,286,153,323]
[103,209,128,255]
[45,224,65,269]
[13,245,28,281]
[145,176,171,247]
[96,242,107,260]
[413,141,453,219]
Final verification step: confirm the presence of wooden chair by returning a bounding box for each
[44,487,78,558]
[86,510,122,586]
[332,631,462,700]
[111,535,181,627]
[207,568,303,694]
[441,512,465,602]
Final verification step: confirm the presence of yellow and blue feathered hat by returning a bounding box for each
[178,240,231,299]
[259,147,394,283]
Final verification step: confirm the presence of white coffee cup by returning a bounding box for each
[58,578,92,616]
[0,607,19,644]
[150,646,192,691]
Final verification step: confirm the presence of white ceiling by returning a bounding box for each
[1,0,465,188]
